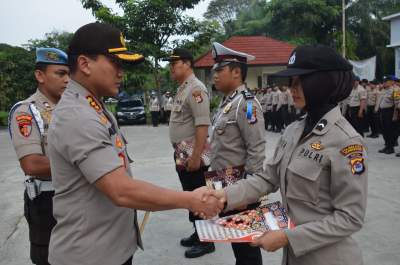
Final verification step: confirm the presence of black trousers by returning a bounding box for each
[165,110,171,124]
[381,107,397,148]
[280,104,289,127]
[150,111,159,127]
[366,106,379,135]
[175,165,208,223]
[24,190,56,265]
[348,107,365,137]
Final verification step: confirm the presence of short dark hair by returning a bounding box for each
[182,58,194,69]
[228,62,247,82]
[68,54,98,74]
[35,63,49,72]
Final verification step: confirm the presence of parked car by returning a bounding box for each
[116,98,146,125]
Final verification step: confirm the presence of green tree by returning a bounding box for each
[24,31,73,52]
[80,0,201,96]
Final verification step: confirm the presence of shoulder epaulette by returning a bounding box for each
[241,90,254,100]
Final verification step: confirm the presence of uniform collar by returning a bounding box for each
[34,88,56,109]
[68,79,104,111]
[311,106,341,135]
[221,84,246,106]
[178,73,196,91]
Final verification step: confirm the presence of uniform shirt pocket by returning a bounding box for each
[170,103,184,123]
[286,158,323,204]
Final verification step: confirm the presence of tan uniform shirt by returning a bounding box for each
[277,90,289,110]
[225,106,367,265]
[149,97,160,111]
[47,80,141,265]
[366,86,378,107]
[272,90,280,106]
[169,74,210,144]
[349,85,367,107]
[9,89,55,161]
[266,92,273,111]
[210,85,265,173]
[164,97,173,111]
[379,87,395,109]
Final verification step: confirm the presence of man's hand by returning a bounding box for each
[357,111,364,118]
[188,187,224,219]
[187,155,201,172]
[251,230,289,252]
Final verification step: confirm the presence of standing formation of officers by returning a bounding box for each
[6,22,374,265]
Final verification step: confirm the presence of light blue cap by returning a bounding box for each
[35,48,68,65]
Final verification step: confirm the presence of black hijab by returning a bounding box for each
[299,70,354,138]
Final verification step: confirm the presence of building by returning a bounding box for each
[194,36,295,90]
[383,13,400,77]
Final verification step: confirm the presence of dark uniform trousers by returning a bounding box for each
[24,191,56,265]
[366,106,379,135]
[381,107,397,148]
[165,110,171,124]
[280,104,290,127]
[263,111,269,130]
[348,106,365,137]
[150,111,159,127]
[220,202,262,265]
[174,155,208,223]
[271,105,278,131]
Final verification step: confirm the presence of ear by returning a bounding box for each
[34,70,45,84]
[77,55,92,76]
[232,67,241,81]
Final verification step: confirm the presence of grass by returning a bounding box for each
[0,111,8,126]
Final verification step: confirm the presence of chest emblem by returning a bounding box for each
[223,102,232,114]
[310,141,323,151]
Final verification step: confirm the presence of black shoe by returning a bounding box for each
[184,242,215,259]
[395,141,399,147]
[384,147,395,154]
[396,153,400,157]
[180,233,199,247]
[367,134,379,138]
[379,147,388,153]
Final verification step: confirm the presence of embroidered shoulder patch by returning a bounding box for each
[16,114,33,137]
[192,90,203,103]
[350,157,365,175]
[340,144,363,156]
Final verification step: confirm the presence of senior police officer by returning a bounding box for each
[211,42,265,265]
[8,48,69,265]
[208,45,368,265]
[47,23,223,265]
[162,48,215,258]
[348,76,367,136]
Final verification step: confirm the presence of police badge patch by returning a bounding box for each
[16,114,33,137]
[350,157,365,175]
[192,90,203,103]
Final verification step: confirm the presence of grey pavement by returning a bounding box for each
[0,125,399,265]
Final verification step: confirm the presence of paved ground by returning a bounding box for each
[0,125,399,265]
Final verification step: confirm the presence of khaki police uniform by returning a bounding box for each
[47,80,141,265]
[9,89,57,264]
[225,106,368,265]
[379,86,398,151]
[164,96,173,124]
[348,85,367,136]
[271,89,280,131]
[278,89,290,127]
[366,85,379,136]
[150,96,160,126]
[169,73,211,223]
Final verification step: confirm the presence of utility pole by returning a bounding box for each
[342,0,346,58]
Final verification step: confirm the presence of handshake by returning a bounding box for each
[187,187,227,219]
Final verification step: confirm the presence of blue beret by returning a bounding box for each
[36,48,68,65]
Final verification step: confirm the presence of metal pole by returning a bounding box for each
[342,0,346,58]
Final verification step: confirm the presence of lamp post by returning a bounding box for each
[342,0,346,58]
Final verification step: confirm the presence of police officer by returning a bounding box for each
[164,91,173,124]
[264,87,273,130]
[366,81,379,138]
[278,86,290,128]
[149,92,160,126]
[47,23,222,265]
[348,76,367,136]
[210,42,264,265]
[8,48,69,265]
[162,48,215,258]
[271,86,280,132]
[210,45,367,265]
[378,76,398,154]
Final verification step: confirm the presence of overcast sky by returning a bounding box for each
[0,0,210,47]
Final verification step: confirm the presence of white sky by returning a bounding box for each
[0,0,210,46]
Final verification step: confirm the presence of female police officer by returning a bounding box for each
[212,45,368,265]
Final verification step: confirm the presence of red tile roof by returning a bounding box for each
[194,36,296,68]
